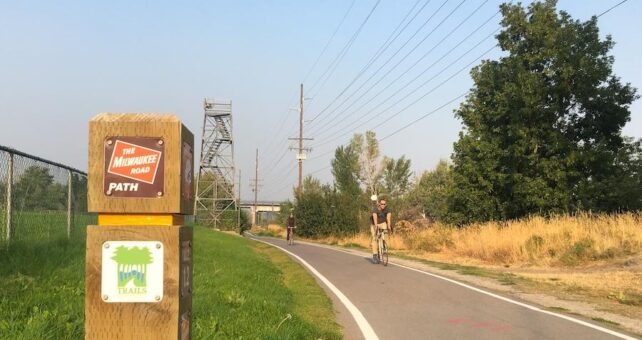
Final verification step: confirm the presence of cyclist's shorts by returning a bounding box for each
[376,222,388,230]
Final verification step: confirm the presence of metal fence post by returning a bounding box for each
[67,170,73,238]
[6,152,13,246]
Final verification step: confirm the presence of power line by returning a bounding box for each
[302,0,357,84]
[261,0,380,178]
[263,0,428,180]
[597,0,628,17]
[261,163,297,198]
[261,96,299,160]
[307,0,382,97]
[267,0,485,184]
[268,10,497,191]
[379,92,467,141]
[307,0,430,123]
[305,91,469,176]
[311,0,491,138]
[307,0,453,131]
[313,31,499,148]
[261,1,356,161]
[286,0,628,199]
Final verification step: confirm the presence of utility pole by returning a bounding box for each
[298,83,304,190]
[237,169,241,230]
[250,148,263,225]
[289,83,313,193]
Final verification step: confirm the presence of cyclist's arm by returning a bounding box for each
[373,212,378,225]
[387,212,392,232]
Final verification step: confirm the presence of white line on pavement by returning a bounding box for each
[295,239,637,340]
[389,261,638,340]
[249,235,379,340]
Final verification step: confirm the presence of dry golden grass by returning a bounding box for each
[250,224,287,238]
[392,213,642,267]
[517,270,642,298]
[275,213,641,268]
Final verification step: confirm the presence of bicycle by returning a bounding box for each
[375,228,389,266]
[287,226,296,245]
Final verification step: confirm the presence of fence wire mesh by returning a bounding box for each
[0,146,95,248]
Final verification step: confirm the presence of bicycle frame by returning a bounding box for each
[376,228,389,266]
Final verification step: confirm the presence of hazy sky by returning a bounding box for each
[1,0,640,202]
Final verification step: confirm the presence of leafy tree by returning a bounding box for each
[381,156,412,198]
[0,180,6,205]
[410,160,453,222]
[352,131,384,196]
[448,0,640,224]
[239,209,251,234]
[277,200,295,226]
[331,144,362,198]
[330,144,363,234]
[292,176,360,237]
[576,138,642,211]
[72,174,88,213]
[14,166,54,210]
[293,176,329,237]
[47,183,68,210]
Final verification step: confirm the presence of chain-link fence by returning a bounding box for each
[0,145,95,248]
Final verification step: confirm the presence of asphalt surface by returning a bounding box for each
[248,234,639,340]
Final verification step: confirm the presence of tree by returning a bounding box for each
[277,200,294,227]
[14,166,55,210]
[331,144,362,198]
[0,180,5,205]
[331,144,363,235]
[72,174,88,213]
[381,156,412,198]
[352,131,384,196]
[448,0,640,224]
[410,160,453,222]
[294,176,329,237]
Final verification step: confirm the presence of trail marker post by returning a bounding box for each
[86,114,194,339]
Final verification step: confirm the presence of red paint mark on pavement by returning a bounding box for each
[473,322,493,329]
[492,324,513,333]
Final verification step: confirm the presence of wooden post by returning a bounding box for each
[85,113,194,340]
[67,170,73,239]
[5,152,12,247]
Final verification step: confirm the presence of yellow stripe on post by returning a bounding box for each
[98,214,184,226]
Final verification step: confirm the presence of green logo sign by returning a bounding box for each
[111,246,154,295]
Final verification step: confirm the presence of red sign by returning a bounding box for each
[104,137,165,198]
[107,140,162,184]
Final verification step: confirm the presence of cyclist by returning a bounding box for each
[371,198,392,264]
[286,212,296,245]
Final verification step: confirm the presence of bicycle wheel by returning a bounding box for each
[381,240,389,266]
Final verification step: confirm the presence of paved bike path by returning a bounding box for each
[248,235,637,340]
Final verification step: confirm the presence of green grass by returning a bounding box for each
[192,227,341,339]
[546,306,570,312]
[1,211,95,247]
[0,226,341,339]
[0,237,86,339]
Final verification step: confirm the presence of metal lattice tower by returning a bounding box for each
[194,99,238,229]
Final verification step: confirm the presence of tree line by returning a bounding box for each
[283,0,642,237]
[0,165,88,212]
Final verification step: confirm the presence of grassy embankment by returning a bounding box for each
[0,225,341,339]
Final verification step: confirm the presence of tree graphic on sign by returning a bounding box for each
[111,246,154,288]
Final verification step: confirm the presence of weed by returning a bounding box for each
[591,317,620,326]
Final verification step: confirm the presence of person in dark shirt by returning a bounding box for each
[370,198,392,264]
[286,212,296,245]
